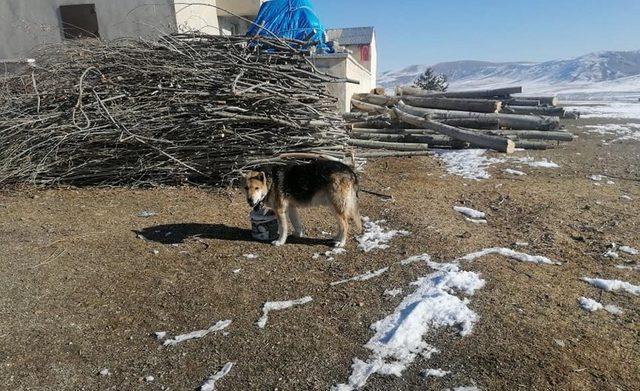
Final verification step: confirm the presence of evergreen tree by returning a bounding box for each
[413,68,449,91]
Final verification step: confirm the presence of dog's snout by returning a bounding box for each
[247,198,255,207]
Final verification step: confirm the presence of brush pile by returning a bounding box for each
[347,86,579,156]
[0,34,347,187]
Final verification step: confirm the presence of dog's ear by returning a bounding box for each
[259,171,266,183]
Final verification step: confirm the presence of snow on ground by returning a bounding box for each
[578,297,603,312]
[422,368,451,378]
[459,247,561,265]
[400,254,431,265]
[564,102,640,119]
[200,362,234,391]
[513,157,560,168]
[162,320,232,346]
[332,259,485,391]
[616,264,640,271]
[581,123,640,143]
[154,331,167,340]
[619,246,639,256]
[256,297,313,329]
[582,277,640,295]
[144,375,155,382]
[504,168,526,176]
[384,288,403,297]
[454,206,487,224]
[454,206,486,220]
[243,254,258,259]
[357,217,410,252]
[431,149,503,180]
[446,386,481,391]
[99,368,110,376]
[313,247,347,261]
[330,268,389,286]
[578,297,624,315]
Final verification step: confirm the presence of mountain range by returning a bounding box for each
[378,50,640,99]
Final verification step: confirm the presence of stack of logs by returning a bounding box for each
[346,86,579,155]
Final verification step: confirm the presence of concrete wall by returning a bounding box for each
[342,32,377,88]
[0,0,177,59]
[311,53,373,112]
[174,0,219,34]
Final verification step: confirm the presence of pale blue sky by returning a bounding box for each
[312,0,640,72]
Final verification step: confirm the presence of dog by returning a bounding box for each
[242,159,362,247]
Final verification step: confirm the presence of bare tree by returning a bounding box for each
[413,68,448,91]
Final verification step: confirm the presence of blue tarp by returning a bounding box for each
[247,0,333,53]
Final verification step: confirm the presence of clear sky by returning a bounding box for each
[312,0,640,72]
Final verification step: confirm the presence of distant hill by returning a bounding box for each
[379,50,640,98]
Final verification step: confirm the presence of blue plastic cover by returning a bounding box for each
[247,0,333,53]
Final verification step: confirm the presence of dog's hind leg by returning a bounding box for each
[288,206,304,238]
[347,189,363,234]
[273,205,288,246]
[333,210,349,248]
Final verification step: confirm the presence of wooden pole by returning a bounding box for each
[402,96,502,113]
[501,106,565,117]
[395,108,515,153]
[397,86,522,99]
[347,138,430,151]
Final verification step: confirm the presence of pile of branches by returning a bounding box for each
[347,86,580,155]
[0,34,347,187]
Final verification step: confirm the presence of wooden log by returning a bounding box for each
[440,117,500,129]
[502,98,542,107]
[371,87,386,95]
[349,120,395,129]
[397,86,522,99]
[355,151,432,158]
[502,106,565,117]
[394,108,515,153]
[515,95,558,106]
[352,93,399,106]
[401,96,501,113]
[513,140,551,150]
[480,130,575,141]
[350,99,390,115]
[347,139,430,151]
[397,101,560,130]
[352,131,453,145]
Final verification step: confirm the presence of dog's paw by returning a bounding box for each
[272,239,285,246]
[333,240,346,248]
[293,230,305,238]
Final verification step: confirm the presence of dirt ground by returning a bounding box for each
[1,118,639,391]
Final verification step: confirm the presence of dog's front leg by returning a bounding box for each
[272,207,288,246]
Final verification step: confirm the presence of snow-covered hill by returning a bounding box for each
[379,50,640,99]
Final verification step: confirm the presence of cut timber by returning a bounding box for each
[395,108,515,153]
[347,139,429,151]
[350,99,391,115]
[440,117,500,129]
[349,120,395,129]
[481,130,575,141]
[502,106,565,117]
[352,93,399,107]
[371,87,386,95]
[502,98,542,107]
[515,95,558,106]
[355,151,432,158]
[397,86,522,99]
[402,96,502,113]
[513,140,551,150]
[397,101,561,130]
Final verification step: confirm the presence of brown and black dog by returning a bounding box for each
[242,160,362,247]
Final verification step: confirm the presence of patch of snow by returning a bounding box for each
[459,247,561,265]
[422,368,451,378]
[504,168,526,176]
[581,277,640,295]
[621,195,632,201]
[615,264,640,271]
[589,175,604,181]
[447,387,481,391]
[619,246,638,256]
[331,268,389,286]
[384,288,403,297]
[163,320,232,346]
[514,157,560,168]
[243,254,258,259]
[400,254,431,265]
[581,123,640,142]
[454,206,486,220]
[515,242,529,247]
[200,362,234,391]
[154,331,167,340]
[604,304,624,315]
[144,375,154,382]
[432,149,504,180]
[232,268,242,274]
[332,260,485,391]
[554,339,566,347]
[137,210,157,218]
[99,368,111,376]
[568,103,640,119]
[315,247,347,261]
[578,297,603,312]
[357,217,410,252]
[256,297,313,329]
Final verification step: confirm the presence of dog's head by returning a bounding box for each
[242,171,268,208]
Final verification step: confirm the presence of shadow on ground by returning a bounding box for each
[135,223,333,246]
